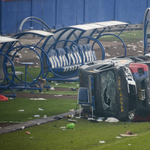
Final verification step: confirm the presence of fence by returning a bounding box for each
[1,0,150,35]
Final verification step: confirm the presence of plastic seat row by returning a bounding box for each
[47,44,97,74]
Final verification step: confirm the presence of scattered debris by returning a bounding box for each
[99,141,105,144]
[71,88,77,91]
[60,126,66,129]
[88,118,95,121]
[105,45,110,49]
[68,119,77,123]
[97,117,104,122]
[25,131,30,134]
[69,109,74,112]
[105,117,119,123]
[67,123,75,129]
[116,136,122,139]
[120,130,138,137]
[105,53,111,57]
[54,94,63,97]
[61,129,66,131]
[30,98,47,100]
[34,115,40,118]
[54,115,64,120]
[0,95,8,101]
[50,87,55,90]
[18,109,25,112]
[9,97,15,100]
[65,115,74,118]
[38,108,43,111]
[126,44,132,48]
[36,56,40,59]
[37,78,46,88]
[21,126,25,130]
[43,115,47,118]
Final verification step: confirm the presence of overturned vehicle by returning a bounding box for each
[78,56,150,121]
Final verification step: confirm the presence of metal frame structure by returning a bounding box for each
[143,7,150,54]
[42,21,128,82]
[11,30,54,89]
[0,30,54,97]
[0,37,19,97]
[0,20,129,97]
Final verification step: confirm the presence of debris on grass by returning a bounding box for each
[71,88,77,91]
[120,130,138,137]
[105,117,119,123]
[99,141,105,144]
[116,136,122,139]
[60,126,66,129]
[18,109,25,112]
[34,115,40,118]
[21,126,25,130]
[43,115,47,118]
[38,108,43,111]
[50,87,55,90]
[61,128,66,131]
[67,123,75,129]
[25,131,30,134]
[97,117,104,122]
[69,109,74,112]
[9,97,15,100]
[0,95,8,101]
[68,119,77,123]
[30,98,47,100]
[54,94,63,97]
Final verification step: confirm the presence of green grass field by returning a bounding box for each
[0,98,77,123]
[0,119,150,150]
[0,30,149,150]
[99,30,143,42]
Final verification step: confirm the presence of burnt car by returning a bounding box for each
[78,56,150,121]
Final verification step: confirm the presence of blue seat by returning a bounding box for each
[46,44,97,81]
[72,46,82,64]
[78,45,86,63]
[77,87,93,118]
[47,49,61,69]
[84,44,97,61]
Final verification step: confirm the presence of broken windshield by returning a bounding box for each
[100,70,117,115]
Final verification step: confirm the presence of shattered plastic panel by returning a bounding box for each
[100,70,117,115]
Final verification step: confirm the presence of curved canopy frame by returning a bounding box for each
[143,8,150,54]
[19,16,51,32]
[43,21,128,52]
